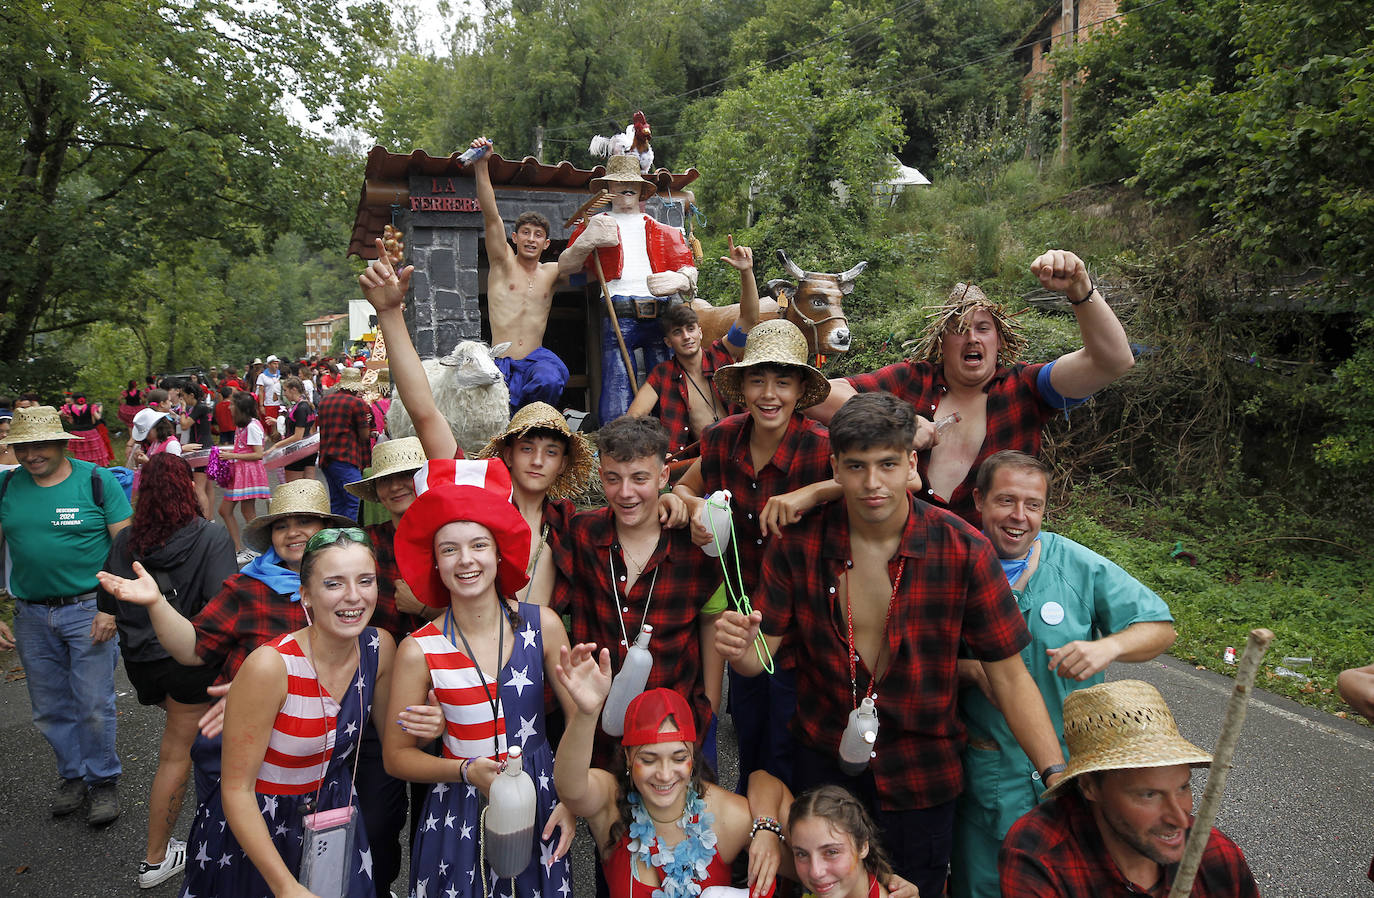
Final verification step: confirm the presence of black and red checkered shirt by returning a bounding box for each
[193,573,308,685]
[697,411,831,598]
[758,495,1028,810]
[316,390,372,469]
[999,790,1260,898]
[644,339,743,459]
[552,506,722,766]
[365,519,431,643]
[845,361,1055,527]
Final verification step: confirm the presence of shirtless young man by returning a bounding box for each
[469,137,570,413]
[811,250,1135,526]
[625,237,760,460]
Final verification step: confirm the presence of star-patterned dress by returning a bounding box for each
[408,603,571,898]
[180,629,379,898]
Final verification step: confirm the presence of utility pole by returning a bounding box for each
[1059,0,1074,160]
[533,124,545,163]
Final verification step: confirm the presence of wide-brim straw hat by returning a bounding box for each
[334,367,366,393]
[1042,679,1213,799]
[242,480,357,552]
[713,319,831,411]
[394,459,531,607]
[345,437,427,503]
[589,154,655,198]
[475,402,595,501]
[2,406,75,445]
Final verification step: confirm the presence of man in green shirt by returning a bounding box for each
[0,406,132,826]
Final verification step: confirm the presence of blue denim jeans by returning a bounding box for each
[13,598,121,784]
[321,459,362,522]
[599,303,672,424]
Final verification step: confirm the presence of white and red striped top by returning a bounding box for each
[255,634,338,795]
[412,622,509,761]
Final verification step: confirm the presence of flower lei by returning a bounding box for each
[627,786,718,898]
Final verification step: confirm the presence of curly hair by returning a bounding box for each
[603,742,717,859]
[129,454,204,556]
[787,785,894,882]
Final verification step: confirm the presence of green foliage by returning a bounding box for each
[0,0,384,359]
[934,100,1029,203]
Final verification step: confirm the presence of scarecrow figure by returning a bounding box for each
[558,154,697,424]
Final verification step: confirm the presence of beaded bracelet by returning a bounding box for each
[460,757,475,785]
[750,815,784,841]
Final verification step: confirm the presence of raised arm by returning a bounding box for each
[359,237,459,459]
[722,237,760,360]
[471,138,515,272]
[550,642,619,819]
[1032,249,1135,399]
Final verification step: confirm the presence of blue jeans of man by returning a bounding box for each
[13,597,121,784]
[321,459,362,521]
[599,298,672,424]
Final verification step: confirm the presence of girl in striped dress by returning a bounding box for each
[205,527,395,898]
[383,459,576,898]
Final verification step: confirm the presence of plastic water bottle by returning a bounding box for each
[601,625,654,736]
[699,490,733,558]
[838,697,879,775]
[458,142,490,165]
[484,746,536,878]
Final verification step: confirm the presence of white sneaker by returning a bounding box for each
[138,838,187,889]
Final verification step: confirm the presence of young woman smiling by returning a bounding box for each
[787,786,894,898]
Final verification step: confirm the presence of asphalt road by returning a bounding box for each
[0,647,1369,897]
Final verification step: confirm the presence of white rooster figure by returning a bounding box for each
[588,110,654,174]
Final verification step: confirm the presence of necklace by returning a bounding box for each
[609,548,660,653]
[627,786,717,898]
[681,366,720,422]
[845,558,906,710]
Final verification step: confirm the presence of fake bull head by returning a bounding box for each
[766,250,866,356]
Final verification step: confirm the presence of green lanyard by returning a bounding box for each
[704,495,775,674]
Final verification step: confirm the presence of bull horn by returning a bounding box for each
[838,260,868,295]
[776,249,807,281]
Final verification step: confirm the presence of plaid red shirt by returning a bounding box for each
[552,507,722,766]
[1000,790,1260,898]
[846,361,1054,527]
[193,573,308,685]
[758,495,1029,810]
[698,411,831,598]
[365,519,430,642]
[644,339,743,458]
[316,390,372,469]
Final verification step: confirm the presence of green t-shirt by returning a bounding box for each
[0,459,132,600]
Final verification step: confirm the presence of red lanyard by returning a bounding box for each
[845,557,906,710]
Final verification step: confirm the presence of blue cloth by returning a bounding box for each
[496,346,571,414]
[13,597,121,784]
[1035,359,1090,410]
[729,666,796,792]
[183,629,379,898]
[598,300,672,424]
[322,459,362,521]
[240,547,302,601]
[409,604,571,898]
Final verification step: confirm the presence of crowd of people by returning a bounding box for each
[2,152,1371,898]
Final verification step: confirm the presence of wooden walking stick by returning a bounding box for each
[1168,627,1275,898]
[566,189,639,393]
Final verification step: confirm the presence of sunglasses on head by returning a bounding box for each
[304,527,370,554]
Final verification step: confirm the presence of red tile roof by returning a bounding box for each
[348,147,700,259]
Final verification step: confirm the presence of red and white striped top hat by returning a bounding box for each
[395,458,532,608]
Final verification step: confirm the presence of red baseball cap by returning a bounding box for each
[394,459,531,608]
[622,689,697,747]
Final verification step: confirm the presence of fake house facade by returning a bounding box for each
[348,148,698,417]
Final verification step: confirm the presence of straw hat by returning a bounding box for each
[713,319,831,410]
[394,459,532,607]
[475,402,595,501]
[2,406,75,445]
[589,154,655,198]
[334,367,366,393]
[1042,680,1213,799]
[242,480,357,552]
[345,437,427,503]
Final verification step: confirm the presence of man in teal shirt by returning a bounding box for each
[949,450,1176,898]
[0,406,132,827]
